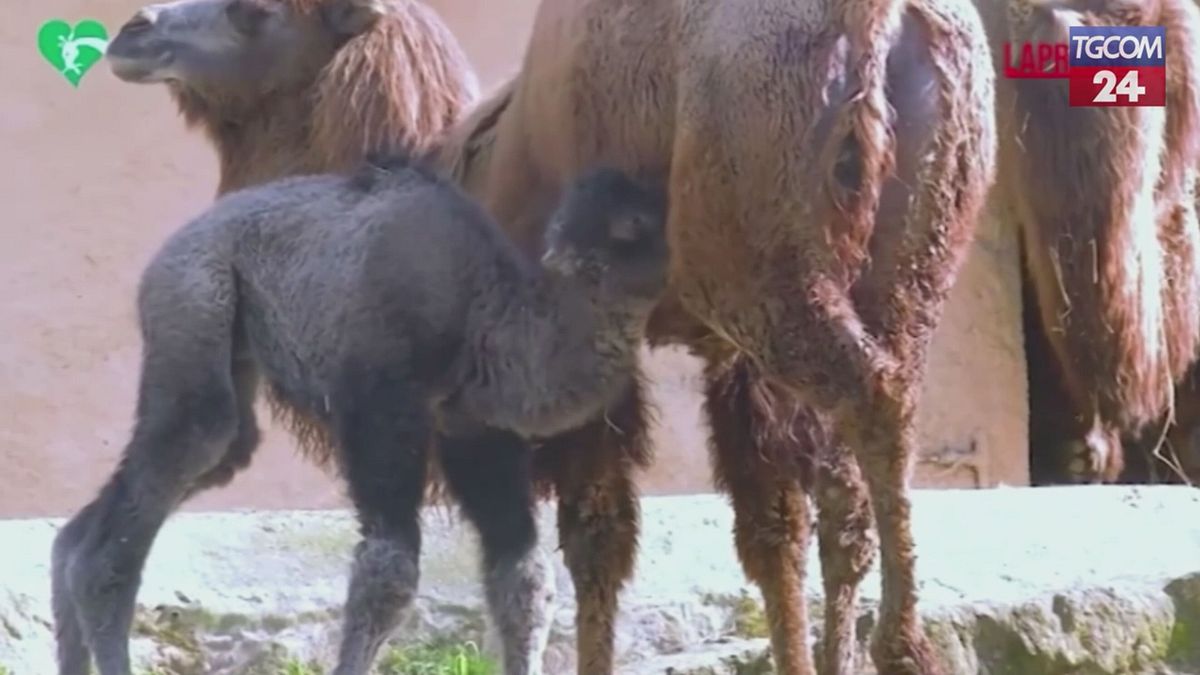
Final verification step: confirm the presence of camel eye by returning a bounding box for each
[226,0,270,36]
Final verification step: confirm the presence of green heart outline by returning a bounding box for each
[37,19,110,88]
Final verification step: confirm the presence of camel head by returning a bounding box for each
[106,0,385,94]
[542,168,671,303]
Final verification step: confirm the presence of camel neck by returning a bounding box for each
[198,93,322,196]
[453,265,646,439]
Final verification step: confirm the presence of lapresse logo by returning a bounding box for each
[1067,26,1165,106]
[1003,26,1166,107]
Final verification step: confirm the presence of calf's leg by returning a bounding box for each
[813,444,876,675]
[439,427,554,675]
[51,355,246,675]
[51,260,251,675]
[330,369,430,675]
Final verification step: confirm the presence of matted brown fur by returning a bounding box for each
[169,0,478,194]
[981,0,1200,482]
[307,0,478,167]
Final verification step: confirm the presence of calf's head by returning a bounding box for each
[542,168,671,303]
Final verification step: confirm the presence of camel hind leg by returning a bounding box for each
[51,258,243,675]
[814,441,875,674]
[817,8,990,671]
[439,427,554,675]
[669,3,991,673]
[183,351,262,497]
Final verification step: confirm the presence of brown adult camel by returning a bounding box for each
[973,0,1200,486]
[99,1,998,674]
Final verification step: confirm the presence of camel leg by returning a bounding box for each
[814,436,876,675]
[541,380,651,675]
[840,391,935,675]
[51,353,249,675]
[759,275,942,675]
[329,368,429,675]
[704,357,816,675]
[439,427,554,675]
[182,353,261,497]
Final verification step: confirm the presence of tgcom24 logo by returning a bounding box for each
[1004,25,1166,107]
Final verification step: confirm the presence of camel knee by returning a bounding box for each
[763,280,906,424]
[703,357,820,584]
[544,385,648,592]
[557,491,639,590]
[188,417,262,494]
[343,535,421,634]
[730,489,812,585]
[816,467,876,586]
[51,508,95,605]
[483,547,556,669]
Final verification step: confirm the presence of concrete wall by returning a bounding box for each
[0,0,1028,518]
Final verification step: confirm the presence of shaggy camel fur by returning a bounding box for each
[50,157,670,675]
[103,0,997,672]
[439,0,997,673]
[974,0,1200,486]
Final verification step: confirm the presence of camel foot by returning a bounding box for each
[1063,431,1119,484]
[870,629,942,675]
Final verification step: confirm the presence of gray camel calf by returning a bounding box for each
[50,155,668,675]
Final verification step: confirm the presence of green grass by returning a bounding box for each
[377,641,496,675]
[279,658,324,675]
[125,641,495,675]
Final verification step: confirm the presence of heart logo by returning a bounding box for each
[37,19,109,88]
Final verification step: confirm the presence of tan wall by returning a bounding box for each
[0,0,1027,519]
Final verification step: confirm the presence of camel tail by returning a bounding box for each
[823,0,904,280]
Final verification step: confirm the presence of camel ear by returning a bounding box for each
[321,0,385,39]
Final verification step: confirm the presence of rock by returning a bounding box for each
[2,486,1200,673]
